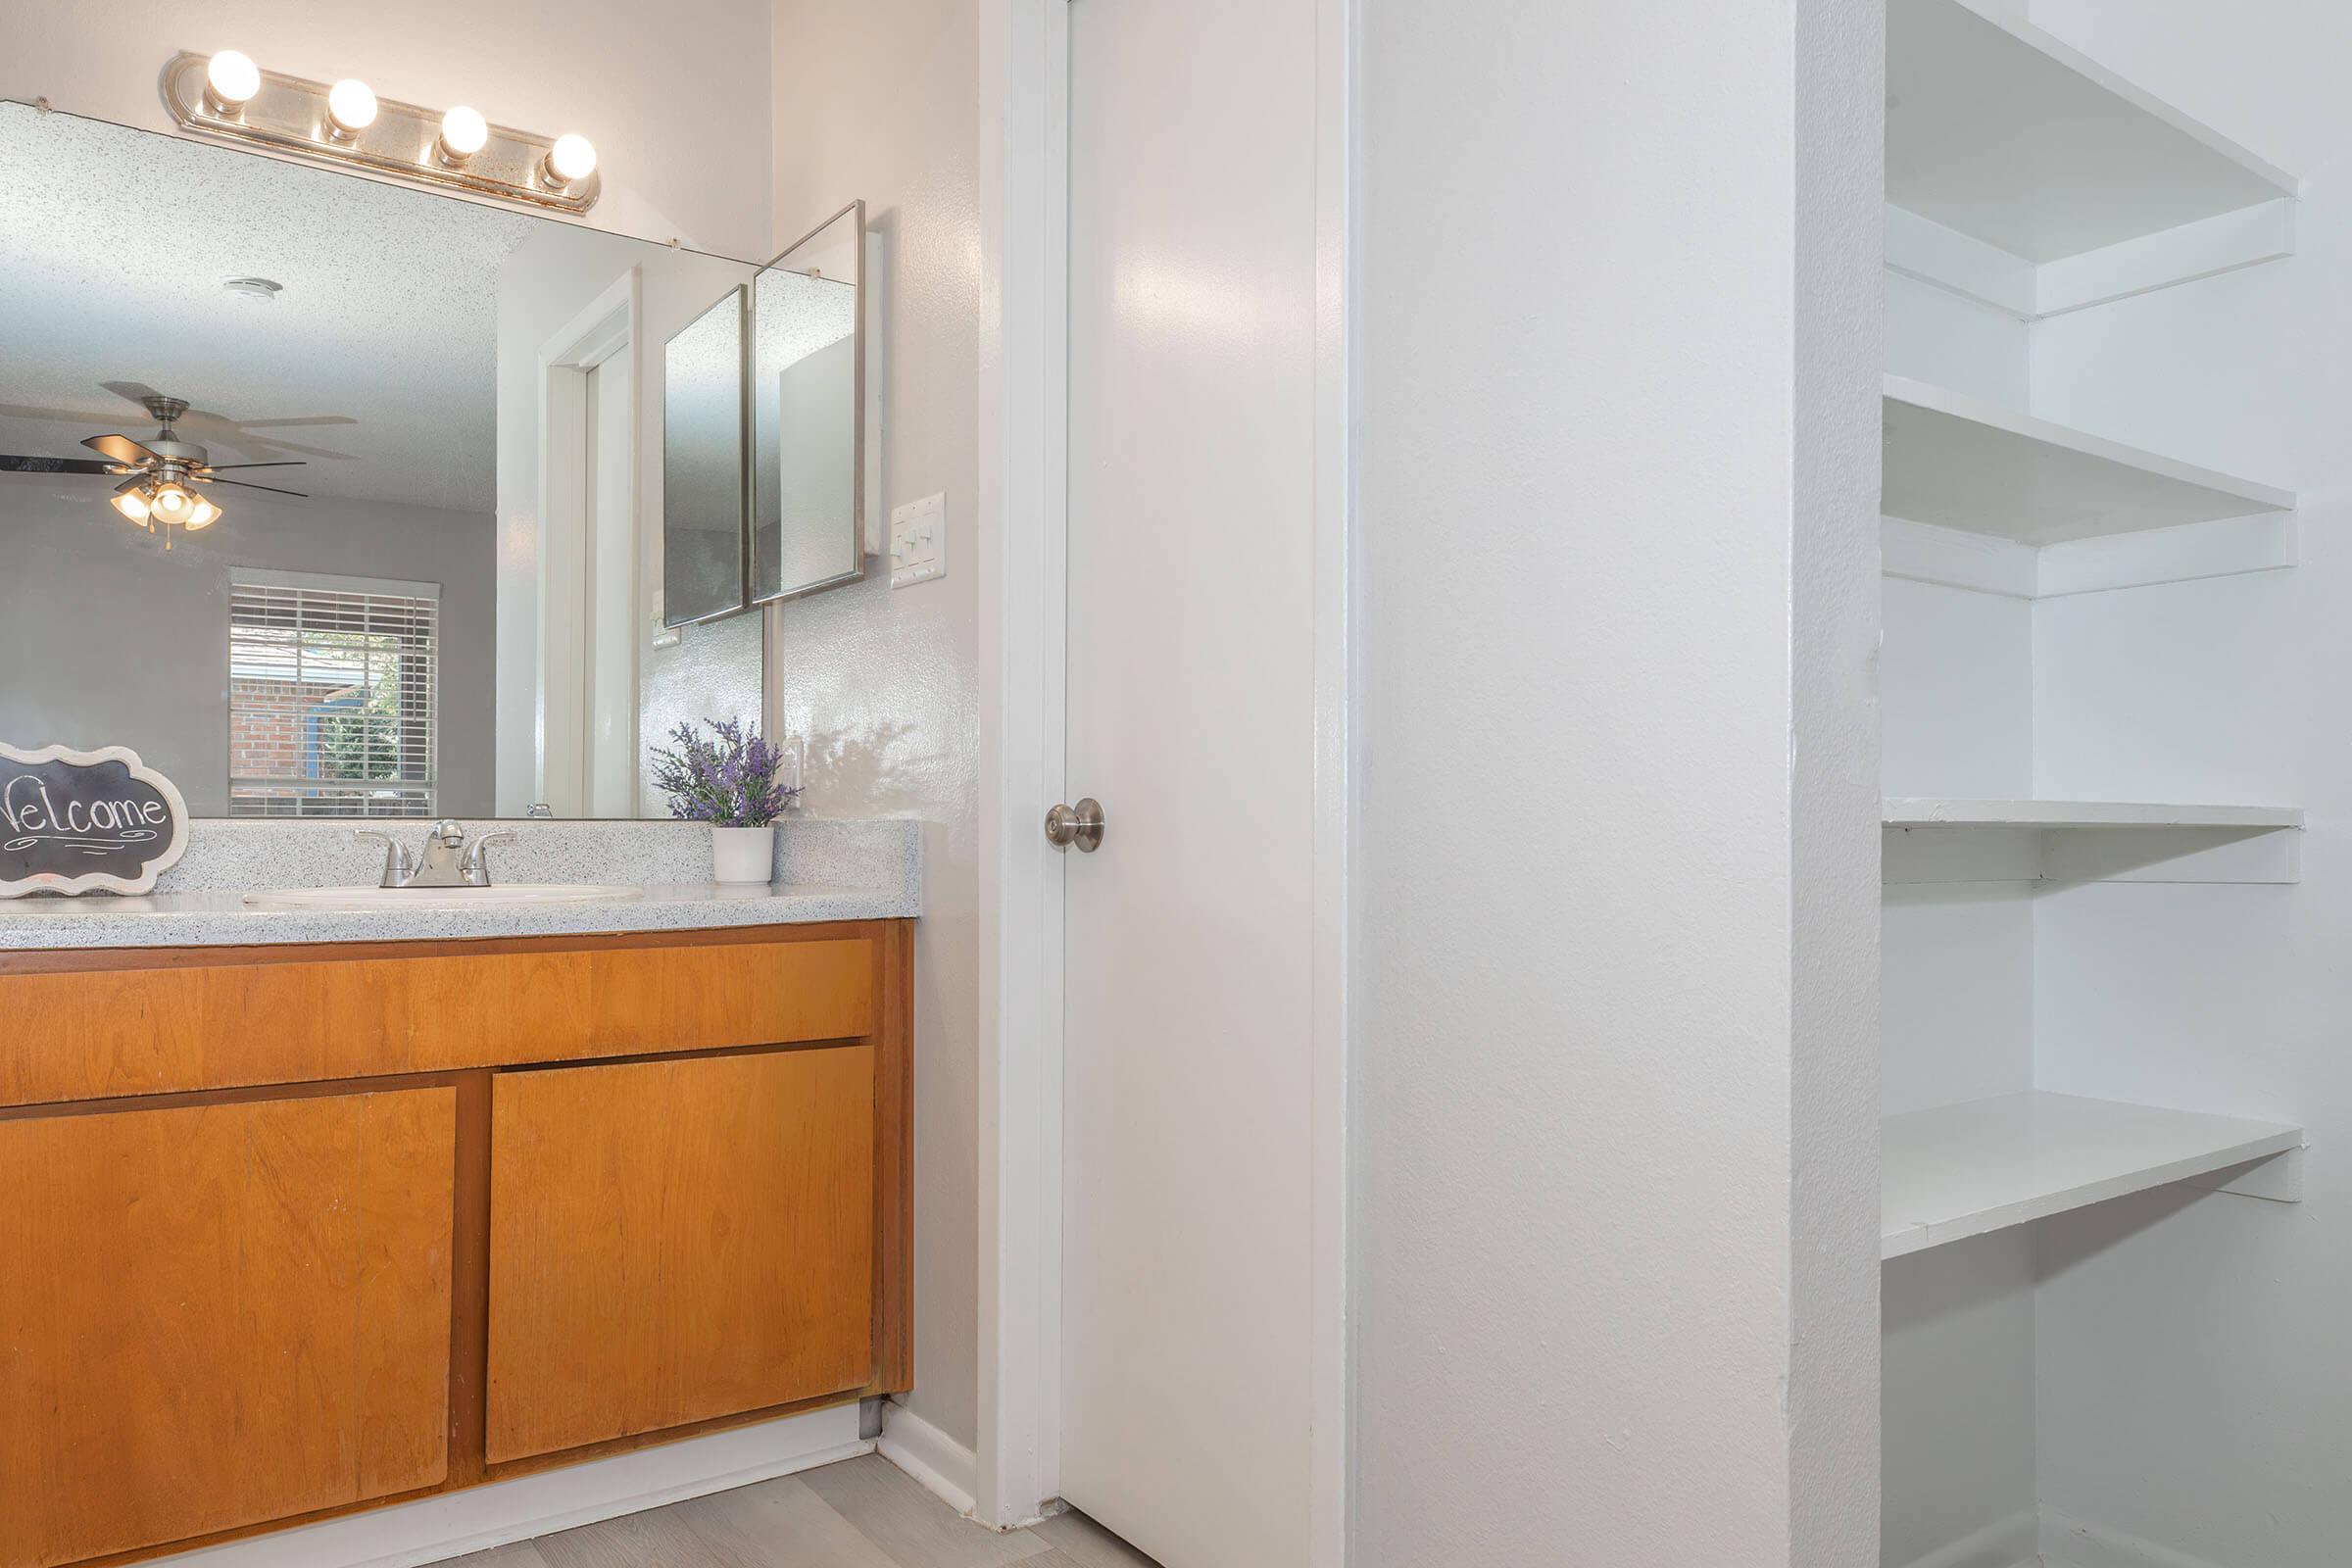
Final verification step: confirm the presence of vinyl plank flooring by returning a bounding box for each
[798,1455,1054,1567]
[1028,1513,1162,1568]
[670,1473,900,1568]
[534,1507,745,1568]
[438,1547,558,1568]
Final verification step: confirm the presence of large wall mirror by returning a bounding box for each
[0,100,855,819]
[752,200,864,603]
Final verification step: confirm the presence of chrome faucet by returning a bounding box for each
[355,820,519,888]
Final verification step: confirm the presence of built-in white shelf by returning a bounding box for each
[1884,799,2303,831]
[1887,0,2297,269]
[1883,377,2295,547]
[1883,1091,2304,1260]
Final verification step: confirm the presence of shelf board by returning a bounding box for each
[1883,377,2294,546]
[1883,1091,2303,1260]
[1887,0,2297,264]
[1884,799,2303,831]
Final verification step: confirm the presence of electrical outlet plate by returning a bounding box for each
[891,492,947,587]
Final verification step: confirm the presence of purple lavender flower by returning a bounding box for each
[649,718,801,826]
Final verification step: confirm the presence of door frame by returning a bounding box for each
[972,1,1351,1558]
[535,267,642,817]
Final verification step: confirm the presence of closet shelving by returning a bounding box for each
[1886,0,2300,316]
[1882,799,2302,832]
[1883,1091,2304,1260]
[1882,375,2295,547]
[1880,6,2311,1562]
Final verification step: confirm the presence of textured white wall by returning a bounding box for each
[1351,0,1882,1561]
[768,0,985,1455]
[0,0,774,260]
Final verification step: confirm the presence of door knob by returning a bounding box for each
[1045,798,1105,852]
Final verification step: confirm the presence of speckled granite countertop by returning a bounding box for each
[0,818,921,951]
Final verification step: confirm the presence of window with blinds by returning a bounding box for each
[227,571,439,816]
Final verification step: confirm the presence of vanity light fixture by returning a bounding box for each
[201,50,260,116]
[436,105,489,166]
[541,132,598,191]
[323,77,377,139]
[160,50,603,214]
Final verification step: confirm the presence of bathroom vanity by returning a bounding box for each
[0,832,916,1568]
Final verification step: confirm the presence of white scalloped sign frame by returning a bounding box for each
[0,742,191,897]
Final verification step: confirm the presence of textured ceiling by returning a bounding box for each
[0,104,541,514]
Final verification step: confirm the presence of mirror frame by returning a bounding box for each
[750,198,866,607]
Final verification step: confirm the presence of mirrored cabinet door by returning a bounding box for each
[752,200,864,604]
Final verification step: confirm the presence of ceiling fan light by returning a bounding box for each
[187,496,222,529]
[204,51,262,115]
[150,481,195,522]
[111,488,151,523]
[325,78,377,137]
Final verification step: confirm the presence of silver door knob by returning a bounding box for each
[1045,798,1105,852]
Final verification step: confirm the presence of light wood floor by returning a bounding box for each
[438,1455,1161,1568]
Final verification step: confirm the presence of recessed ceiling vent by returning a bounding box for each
[221,275,283,302]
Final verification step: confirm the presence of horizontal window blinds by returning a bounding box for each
[227,574,438,816]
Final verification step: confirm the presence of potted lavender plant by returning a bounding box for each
[649,718,800,883]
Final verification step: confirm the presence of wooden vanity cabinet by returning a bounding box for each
[0,1088,457,1568]
[0,921,913,1568]
[485,1045,877,1461]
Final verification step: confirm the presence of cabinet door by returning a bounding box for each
[0,1088,456,1568]
[485,1046,874,1462]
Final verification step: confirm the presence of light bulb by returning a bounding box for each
[545,133,598,186]
[325,78,377,135]
[187,496,222,529]
[111,489,151,523]
[437,105,489,164]
[204,50,261,113]
[150,482,195,522]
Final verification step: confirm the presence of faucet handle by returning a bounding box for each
[464,829,520,885]
[353,829,416,888]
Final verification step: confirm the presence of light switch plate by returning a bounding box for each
[891,492,947,588]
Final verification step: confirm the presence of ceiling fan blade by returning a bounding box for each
[0,455,116,474]
[207,477,309,499]
[198,461,308,471]
[81,433,156,466]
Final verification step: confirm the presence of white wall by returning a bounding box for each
[768,0,985,1456]
[0,0,773,261]
[1350,2,1883,1563]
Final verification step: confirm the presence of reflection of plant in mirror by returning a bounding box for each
[650,717,800,826]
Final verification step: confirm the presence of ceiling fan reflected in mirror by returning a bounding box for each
[0,393,310,548]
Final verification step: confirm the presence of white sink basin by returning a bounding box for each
[243,883,643,910]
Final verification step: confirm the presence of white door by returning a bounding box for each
[1059,0,1322,1564]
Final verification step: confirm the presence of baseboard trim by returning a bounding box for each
[2039,1509,2233,1568]
[876,1398,981,1520]
[1896,1508,2042,1568]
[151,1406,869,1568]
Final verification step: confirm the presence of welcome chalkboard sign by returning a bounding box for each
[0,743,190,897]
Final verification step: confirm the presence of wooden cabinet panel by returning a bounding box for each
[0,1089,456,1568]
[485,1047,875,1463]
[0,932,875,1108]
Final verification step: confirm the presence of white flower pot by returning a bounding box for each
[710,824,775,884]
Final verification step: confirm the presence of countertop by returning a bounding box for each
[0,880,915,952]
[0,817,923,951]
